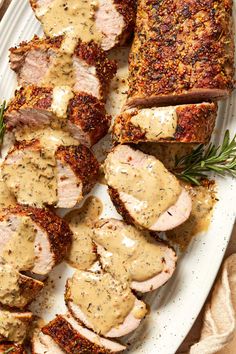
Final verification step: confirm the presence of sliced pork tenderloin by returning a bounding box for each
[29,1,136,51]
[0,205,72,276]
[5,86,111,147]
[0,309,33,343]
[0,263,44,309]
[113,103,217,145]
[104,145,192,231]
[42,314,126,353]
[65,271,147,338]
[32,330,65,354]
[127,0,234,108]
[0,342,26,353]
[93,219,177,293]
[2,140,99,209]
[9,36,116,100]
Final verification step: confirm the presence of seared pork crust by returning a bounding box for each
[113,103,217,144]
[17,275,44,308]
[108,187,136,226]
[0,205,72,267]
[55,145,100,197]
[127,0,234,107]
[0,343,26,354]
[5,86,111,146]
[6,86,53,115]
[67,92,111,146]
[112,0,137,46]
[42,316,111,354]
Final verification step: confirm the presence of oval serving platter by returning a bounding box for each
[0,1,235,354]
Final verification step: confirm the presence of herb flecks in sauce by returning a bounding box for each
[167,184,216,250]
[131,107,178,140]
[0,263,23,307]
[93,220,164,283]
[68,271,138,335]
[105,147,182,228]
[1,217,36,271]
[0,310,28,343]
[0,180,16,210]
[37,0,102,44]
[65,196,103,269]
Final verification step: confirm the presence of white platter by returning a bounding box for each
[0,1,236,353]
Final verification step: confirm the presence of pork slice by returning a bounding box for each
[67,296,146,338]
[32,330,65,354]
[2,140,99,209]
[0,263,44,308]
[95,0,136,50]
[104,145,192,231]
[55,145,100,208]
[113,103,217,144]
[73,40,117,99]
[65,271,147,338]
[30,1,136,51]
[9,36,116,100]
[9,36,61,87]
[0,343,26,354]
[0,310,33,343]
[5,86,111,147]
[94,219,177,293]
[0,205,72,276]
[42,314,126,353]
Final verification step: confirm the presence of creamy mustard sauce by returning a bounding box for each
[69,270,136,335]
[93,220,164,283]
[51,86,74,118]
[105,149,182,228]
[65,196,103,269]
[0,310,28,343]
[0,179,16,209]
[37,0,102,43]
[3,147,57,208]
[42,52,76,88]
[15,127,79,150]
[167,184,216,250]
[130,107,178,140]
[0,263,22,307]
[1,217,36,271]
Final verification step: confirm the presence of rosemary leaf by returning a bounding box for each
[174,130,236,185]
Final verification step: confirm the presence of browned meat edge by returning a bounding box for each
[55,145,100,197]
[67,92,111,146]
[112,0,137,46]
[127,0,234,107]
[17,276,44,308]
[108,187,136,226]
[113,103,217,144]
[6,86,53,116]
[42,315,112,354]
[0,205,72,267]
[0,343,26,354]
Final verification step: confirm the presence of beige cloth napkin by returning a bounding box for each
[178,224,236,354]
[190,254,236,354]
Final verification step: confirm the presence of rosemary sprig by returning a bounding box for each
[0,100,6,145]
[3,347,15,354]
[174,130,236,185]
